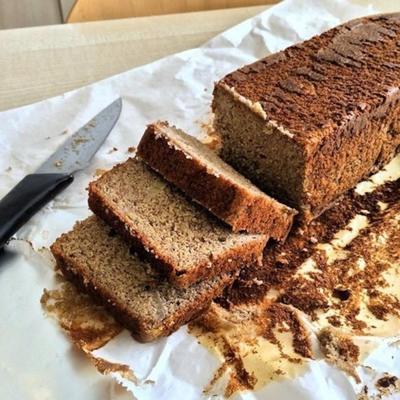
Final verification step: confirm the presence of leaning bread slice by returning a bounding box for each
[88,157,267,288]
[137,121,296,240]
[51,216,235,342]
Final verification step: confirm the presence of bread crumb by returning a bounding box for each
[95,169,107,177]
[197,118,221,152]
[318,327,360,382]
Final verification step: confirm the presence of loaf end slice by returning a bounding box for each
[51,216,235,342]
[88,157,267,288]
[137,121,296,240]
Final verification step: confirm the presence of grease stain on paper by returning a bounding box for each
[41,281,122,352]
[189,300,310,397]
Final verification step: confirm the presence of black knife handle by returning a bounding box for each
[0,173,74,249]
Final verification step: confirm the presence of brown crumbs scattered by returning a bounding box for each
[368,292,400,321]
[41,154,399,398]
[266,303,313,359]
[224,179,400,335]
[274,369,285,376]
[318,327,360,382]
[89,355,138,383]
[375,374,400,397]
[199,176,400,396]
[72,136,89,146]
[376,375,398,389]
[191,298,311,395]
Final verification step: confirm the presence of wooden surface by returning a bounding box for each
[0,0,62,29]
[60,0,77,21]
[67,0,277,22]
[0,6,266,111]
[0,1,399,112]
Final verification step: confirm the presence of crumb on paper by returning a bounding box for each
[127,146,136,153]
[95,168,107,177]
[83,121,97,131]
[5,166,12,172]
[274,369,285,376]
[61,130,68,135]
[373,375,400,398]
[108,147,118,154]
[376,375,398,389]
[191,300,312,397]
[318,327,360,382]
[199,175,400,396]
[54,160,63,168]
[89,355,138,383]
[356,385,369,400]
[72,136,89,147]
[198,120,221,152]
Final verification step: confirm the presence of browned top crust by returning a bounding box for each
[218,13,400,148]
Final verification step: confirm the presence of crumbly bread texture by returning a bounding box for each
[213,13,400,219]
[51,216,235,342]
[137,121,296,240]
[88,157,267,288]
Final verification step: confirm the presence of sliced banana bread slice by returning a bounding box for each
[88,157,267,288]
[137,121,296,240]
[51,216,235,342]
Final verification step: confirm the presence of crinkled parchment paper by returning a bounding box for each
[1,0,399,399]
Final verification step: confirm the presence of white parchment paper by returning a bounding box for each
[1,1,399,399]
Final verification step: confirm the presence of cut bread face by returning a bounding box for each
[88,157,268,288]
[137,121,296,240]
[51,216,235,342]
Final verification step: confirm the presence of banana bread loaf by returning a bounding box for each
[88,157,267,288]
[137,121,296,240]
[51,216,235,342]
[213,13,400,219]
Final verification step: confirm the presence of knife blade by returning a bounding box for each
[36,98,122,175]
[0,98,122,249]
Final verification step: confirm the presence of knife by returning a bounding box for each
[0,98,122,249]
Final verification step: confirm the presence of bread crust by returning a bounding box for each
[213,13,400,219]
[88,182,267,288]
[137,122,296,240]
